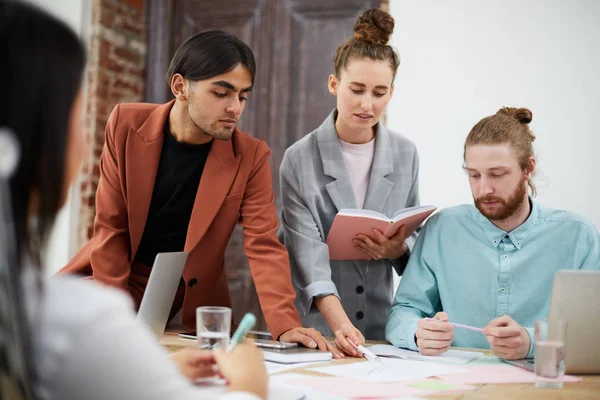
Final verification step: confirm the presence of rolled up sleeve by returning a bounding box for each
[279,153,339,317]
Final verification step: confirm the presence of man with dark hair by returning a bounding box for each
[60,30,338,353]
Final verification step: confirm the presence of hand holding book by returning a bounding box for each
[326,205,437,261]
[353,224,407,260]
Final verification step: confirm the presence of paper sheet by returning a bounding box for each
[310,357,464,382]
[265,360,330,375]
[438,364,583,384]
[279,374,475,399]
[368,344,483,364]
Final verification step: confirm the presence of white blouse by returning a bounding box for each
[32,275,260,400]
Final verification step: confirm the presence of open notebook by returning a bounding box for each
[326,205,437,260]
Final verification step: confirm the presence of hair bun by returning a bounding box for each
[353,8,394,46]
[496,107,533,125]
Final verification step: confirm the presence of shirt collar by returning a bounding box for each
[475,197,540,249]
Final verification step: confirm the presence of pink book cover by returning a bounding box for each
[326,205,437,261]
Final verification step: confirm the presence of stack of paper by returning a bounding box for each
[368,344,483,364]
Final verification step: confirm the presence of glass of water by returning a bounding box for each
[196,306,231,350]
[534,319,567,388]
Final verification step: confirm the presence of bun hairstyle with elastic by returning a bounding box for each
[334,8,400,79]
[496,107,536,142]
[353,8,394,45]
[464,106,538,195]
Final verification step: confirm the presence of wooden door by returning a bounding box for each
[147,0,380,331]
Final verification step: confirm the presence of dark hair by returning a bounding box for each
[464,107,537,196]
[0,0,86,256]
[166,30,256,86]
[334,8,400,80]
[0,1,86,399]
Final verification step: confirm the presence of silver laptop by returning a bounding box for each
[136,252,188,339]
[506,270,600,374]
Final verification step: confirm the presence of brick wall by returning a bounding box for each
[79,0,146,244]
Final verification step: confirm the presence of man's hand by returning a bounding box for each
[354,225,407,260]
[333,323,365,357]
[169,348,217,381]
[415,311,454,355]
[483,315,530,360]
[280,327,344,359]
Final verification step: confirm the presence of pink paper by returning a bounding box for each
[287,376,475,398]
[438,365,582,385]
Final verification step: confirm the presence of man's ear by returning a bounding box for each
[525,156,536,177]
[328,74,339,96]
[170,74,187,101]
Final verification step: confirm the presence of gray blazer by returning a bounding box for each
[279,110,420,340]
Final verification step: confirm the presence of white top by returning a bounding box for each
[32,275,260,400]
[339,138,376,209]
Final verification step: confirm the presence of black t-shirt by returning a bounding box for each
[134,123,212,267]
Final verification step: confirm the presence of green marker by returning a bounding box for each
[227,313,256,352]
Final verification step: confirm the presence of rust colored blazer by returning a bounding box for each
[60,101,301,338]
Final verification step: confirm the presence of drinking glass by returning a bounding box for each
[534,319,567,388]
[196,306,231,350]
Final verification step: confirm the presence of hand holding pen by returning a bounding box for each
[334,323,366,357]
[214,313,268,399]
[415,312,455,356]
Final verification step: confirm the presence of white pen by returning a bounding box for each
[425,317,484,333]
[355,344,383,363]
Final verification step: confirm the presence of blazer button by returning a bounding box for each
[356,311,364,320]
[356,285,364,294]
[188,278,198,287]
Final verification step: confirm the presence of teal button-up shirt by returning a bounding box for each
[385,200,599,358]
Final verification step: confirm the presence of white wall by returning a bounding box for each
[27,0,91,277]
[388,0,599,228]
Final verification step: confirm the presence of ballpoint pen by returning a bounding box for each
[353,342,383,363]
[426,317,484,332]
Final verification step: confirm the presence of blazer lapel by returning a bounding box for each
[317,111,357,212]
[362,123,394,214]
[184,137,241,252]
[126,101,173,259]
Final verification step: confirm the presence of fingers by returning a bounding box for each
[325,339,345,359]
[483,324,521,338]
[334,327,359,357]
[334,334,355,357]
[433,312,449,322]
[390,225,406,242]
[416,316,454,356]
[371,229,389,244]
[486,334,525,349]
[418,318,452,332]
[290,330,318,349]
[486,315,513,328]
[185,348,216,365]
[299,327,329,350]
[355,244,379,260]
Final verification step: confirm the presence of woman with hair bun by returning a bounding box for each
[279,8,421,356]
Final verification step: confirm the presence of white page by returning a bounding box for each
[368,344,483,364]
[269,374,346,400]
[391,204,437,222]
[265,360,331,375]
[310,358,464,382]
[194,375,311,400]
[337,208,389,221]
